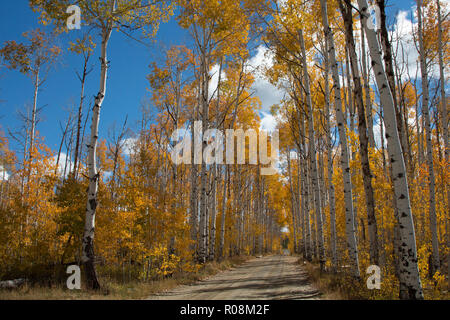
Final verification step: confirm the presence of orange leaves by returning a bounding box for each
[176,0,251,58]
[68,35,96,55]
[30,0,174,46]
[0,29,60,77]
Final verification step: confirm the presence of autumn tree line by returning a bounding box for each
[0,0,288,291]
[266,0,448,299]
[0,0,448,300]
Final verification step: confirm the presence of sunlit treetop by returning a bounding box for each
[29,0,174,39]
[0,29,61,76]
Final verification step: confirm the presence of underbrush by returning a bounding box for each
[301,259,450,300]
[0,255,250,300]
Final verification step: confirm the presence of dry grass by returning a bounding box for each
[300,260,346,300]
[300,259,450,300]
[0,256,250,300]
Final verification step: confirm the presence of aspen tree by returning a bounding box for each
[319,0,360,277]
[30,0,173,289]
[357,0,424,299]
[339,0,379,266]
[299,29,326,269]
[417,0,440,276]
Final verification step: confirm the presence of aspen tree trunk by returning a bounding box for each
[323,42,338,270]
[417,0,440,276]
[300,127,312,260]
[319,0,360,277]
[296,151,304,253]
[318,140,327,242]
[218,165,228,260]
[73,56,89,178]
[436,0,449,287]
[235,167,242,255]
[255,166,262,255]
[29,70,39,163]
[64,123,74,179]
[360,23,375,148]
[299,29,326,269]
[205,178,210,259]
[344,51,359,237]
[340,0,379,265]
[217,62,242,258]
[308,159,318,259]
[358,0,423,299]
[208,58,223,261]
[190,117,198,256]
[287,149,298,253]
[198,42,209,263]
[260,183,265,254]
[376,0,409,170]
[82,26,113,290]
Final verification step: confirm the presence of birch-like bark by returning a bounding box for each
[358,0,423,299]
[190,116,198,255]
[360,23,375,148]
[218,165,228,260]
[287,149,298,253]
[198,38,209,263]
[319,0,360,277]
[340,0,379,265]
[417,0,440,276]
[300,117,312,260]
[296,150,303,253]
[318,140,327,241]
[29,70,39,163]
[299,29,325,269]
[73,54,90,178]
[82,25,113,290]
[376,0,409,171]
[323,40,338,270]
[436,0,448,181]
[436,0,449,287]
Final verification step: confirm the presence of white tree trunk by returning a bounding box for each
[287,149,298,253]
[319,0,360,277]
[358,0,423,299]
[436,0,449,289]
[417,0,440,276]
[198,45,209,263]
[209,164,217,261]
[219,166,228,260]
[29,70,39,162]
[323,41,338,270]
[360,24,375,148]
[299,29,325,269]
[82,26,112,290]
[300,119,312,260]
[340,1,379,265]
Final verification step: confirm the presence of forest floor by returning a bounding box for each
[147,255,322,300]
[0,256,250,300]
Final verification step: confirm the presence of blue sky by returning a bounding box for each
[0,0,419,157]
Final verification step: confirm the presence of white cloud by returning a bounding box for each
[260,112,277,133]
[209,63,227,100]
[52,153,74,178]
[122,137,138,156]
[373,118,387,150]
[388,9,441,81]
[247,46,285,112]
[0,165,9,181]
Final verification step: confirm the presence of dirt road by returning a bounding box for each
[147,255,321,300]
